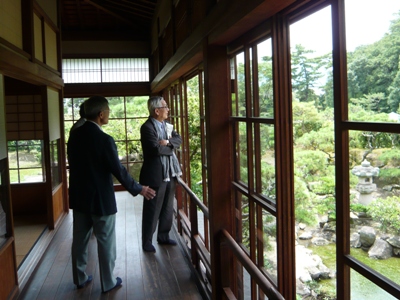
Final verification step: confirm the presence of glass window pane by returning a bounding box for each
[349,131,400,288]
[261,208,277,284]
[290,6,336,299]
[351,269,398,299]
[62,58,101,83]
[345,0,400,122]
[259,124,275,201]
[72,98,85,120]
[114,141,127,162]
[257,39,273,118]
[127,119,145,141]
[20,168,43,183]
[231,52,246,117]
[9,170,18,184]
[107,97,124,119]
[240,195,251,250]
[126,96,149,118]
[103,119,126,143]
[128,140,142,161]
[50,139,61,189]
[127,161,142,182]
[63,98,73,120]
[236,121,248,185]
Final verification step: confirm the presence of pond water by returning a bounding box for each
[310,244,399,299]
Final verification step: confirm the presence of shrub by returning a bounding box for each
[368,196,400,232]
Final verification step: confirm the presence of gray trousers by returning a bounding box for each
[71,210,117,292]
[142,178,176,247]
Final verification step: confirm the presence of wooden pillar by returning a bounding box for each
[272,14,296,299]
[203,41,235,299]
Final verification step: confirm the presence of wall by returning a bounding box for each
[152,0,172,53]
[47,87,60,141]
[33,13,43,62]
[0,0,22,48]
[36,0,57,25]
[0,74,6,159]
[61,40,150,56]
[44,22,57,69]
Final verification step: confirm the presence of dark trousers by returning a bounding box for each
[142,178,176,247]
[71,211,117,292]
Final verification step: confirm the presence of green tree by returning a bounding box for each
[186,76,204,198]
[347,12,400,111]
[258,55,274,117]
[291,44,322,103]
[292,101,324,139]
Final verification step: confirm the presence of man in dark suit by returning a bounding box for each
[140,96,182,253]
[67,96,156,292]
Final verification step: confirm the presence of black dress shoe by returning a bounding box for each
[157,239,177,246]
[77,275,93,289]
[103,277,122,293]
[143,243,156,252]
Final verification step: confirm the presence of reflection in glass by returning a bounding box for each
[50,139,61,189]
[351,269,398,300]
[290,6,336,299]
[345,0,400,122]
[349,131,400,287]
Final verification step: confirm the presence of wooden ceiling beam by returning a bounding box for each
[84,0,136,26]
[75,0,84,29]
[103,0,154,19]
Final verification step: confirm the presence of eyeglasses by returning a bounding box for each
[156,106,169,110]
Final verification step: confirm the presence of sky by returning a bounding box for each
[289,0,400,56]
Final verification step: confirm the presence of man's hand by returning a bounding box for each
[159,139,169,146]
[140,186,156,200]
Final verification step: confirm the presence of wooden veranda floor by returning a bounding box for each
[15,191,204,300]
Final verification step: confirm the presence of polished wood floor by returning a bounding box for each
[15,191,204,300]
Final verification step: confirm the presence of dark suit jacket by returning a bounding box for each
[67,121,143,215]
[139,118,182,187]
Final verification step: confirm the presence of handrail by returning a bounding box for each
[177,177,209,218]
[220,229,285,300]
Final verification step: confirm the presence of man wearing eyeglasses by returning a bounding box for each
[139,96,182,253]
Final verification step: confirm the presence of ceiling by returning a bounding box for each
[59,0,157,41]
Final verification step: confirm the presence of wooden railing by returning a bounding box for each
[176,178,284,300]
[220,229,285,300]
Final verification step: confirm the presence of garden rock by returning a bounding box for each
[368,239,393,259]
[350,232,362,248]
[296,279,311,297]
[359,226,376,247]
[387,236,400,248]
[311,237,329,246]
[299,231,313,240]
